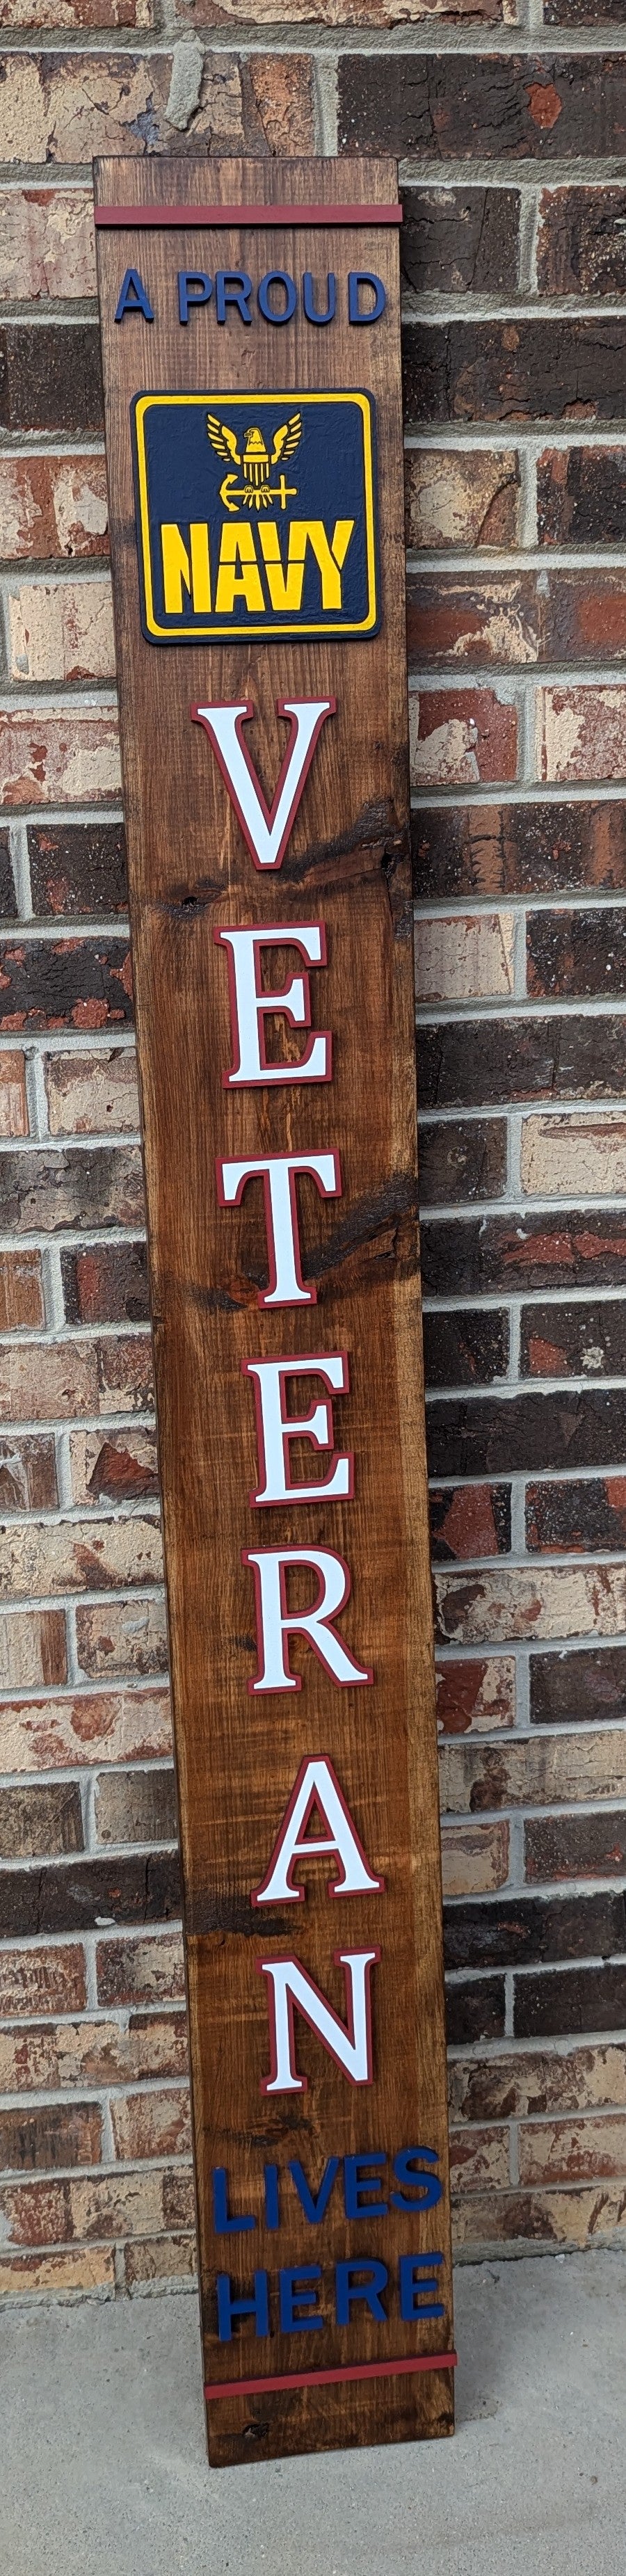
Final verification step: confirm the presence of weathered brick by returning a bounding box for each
[0,1433,56,1511]
[0,1942,86,2018]
[527,907,626,998]
[0,187,95,299]
[0,2009,187,2094]
[0,323,102,433]
[0,1050,27,1137]
[538,448,626,548]
[0,51,313,170]
[401,189,520,296]
[525,1810,626,1884]
[181,0,512,24]
[0,1250,44,1329]
[94,1766,176,1848]
[123,2234,195,2290]
[410,691,517,787]
[527,1476,626,1556]
[76,1597,168,1683]
[436,1561,626,1646]
[423,1309,509,1389]
[445,1889,624,1974]
[449,2042,626,2124]
[0,936,132,1030]
[29,824,126,918]
[69,1427,158,1505]
[419,1116,507,1205]
[403,319,626,429]
[522,1299,626,1379]
[422,1210,626,1298]
[405,450,520,553]
[0,1336,152,1425]
[440,1731,626,1812]
[45,1050,138,1137]
[449,2125,510,2191]
[441,1819,510,1897]
[0,831,16,918]
[413,801,626,899]
[522,1112,626,1198]
[95,1928,184,2008]
[538,189,626,296]
[0,2246,115,2296]
[0,1145,143,1234]
[436,1654,516,1734]
[0,2163,193,2248]
[411,567,626,668]
[538,687,626,786]
[428,1388,626,1479]
[0,710,120,806]
[0,454,109,563]
[519,2115,626,2186]
[531,1647,626,1727]
[0,1606,66,1691]
[339,54,626,163]
[7,577,114,685]
[452,2184,625,2250]
[0,1848,180,1937]
[429,1482,511,1561]
[0,1780,82,1859]
[417,1016,626,1112]
[0,1687,171,1773]
[415,911,515,1002]
[446,1976,506,2046]
[515,1966,626,2040]
[545,0,626,18]
[1,1512,163,1602]
[110,2086,191,2162]
[62,1243,148,1326]
[0,2102,101,2176]
[1,0,152,23]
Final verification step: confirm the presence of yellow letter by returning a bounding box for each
[215,522,265,616]
[289,520,354,610]
[258,523,306,615]
[161,523,211,614]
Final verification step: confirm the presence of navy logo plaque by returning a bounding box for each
[132,390,379,644]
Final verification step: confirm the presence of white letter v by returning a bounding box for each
[191,696,335,871]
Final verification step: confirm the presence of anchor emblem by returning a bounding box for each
[207,412,302,512]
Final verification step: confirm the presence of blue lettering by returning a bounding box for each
[211,2166,255,2234]
[216,2271,269,2342]
[302,270,336,326]
[178,270,212,325]
[348,270,386,326]
[289,2157,340,2224]
[257,269,297,325]
[280,2266,323,2333]
[216,271,252,325]
[115,268,153,324]
[391,2147,442,2211]
[264,2163,280,2231]
[399,2253,444,2321]
[343,2154,387,2219]
[335,2260,388,2326]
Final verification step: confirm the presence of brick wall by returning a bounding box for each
[1,4,625,2298]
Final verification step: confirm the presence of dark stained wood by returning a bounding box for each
[95,154,453,2465]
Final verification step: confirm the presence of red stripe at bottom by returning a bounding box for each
[204,2350,457,2402]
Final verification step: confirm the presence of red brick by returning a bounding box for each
[436,1656,515,1734]
[435,1562,626,1646]
[110,2087,191,2162]
[430,1484,511,1562]
[0,937,134,1031]
[0,710,120,806]
[538,447,626,548]
[1,1145,143,1233]
[0,1943,86,2018]
[410,690,517,787]
[0,1251,43,1329]
[61,1245,148,1326]
[449,2125,509,2191]
[0,1688,171,1773]
[449,2042,626,2125]
[1,1512,163,1601]
[69,1428,159,1506]
[537,188,626,296]
[29,825,125,918]
[0,453,108,561]
[2,1,152,23]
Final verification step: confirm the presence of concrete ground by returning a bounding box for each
[2,2250,625,2576]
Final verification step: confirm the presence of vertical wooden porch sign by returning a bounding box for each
[95,154,454,2465]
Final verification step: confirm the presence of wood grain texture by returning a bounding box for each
[95,154,453,2465]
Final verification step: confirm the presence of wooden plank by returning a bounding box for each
[95,154,454,2466]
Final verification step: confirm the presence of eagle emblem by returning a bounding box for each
[207,412,302,512]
